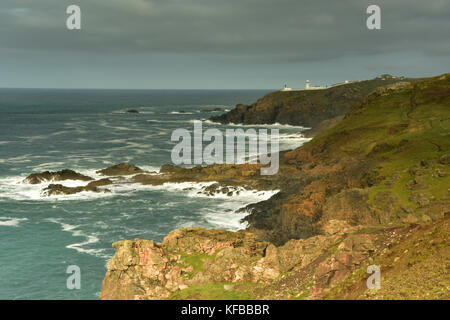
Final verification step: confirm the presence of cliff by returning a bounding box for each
[210,77,417,132]
[98,74,449,299]
[100,215,449,300]
[98,74,450,299]
[17,75,448,299]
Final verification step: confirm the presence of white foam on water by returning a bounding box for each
[0,154,33,164]
[46,218,110,259]
[0,168,276,231]
[200,209,249,231]
[278,132,312,150]
[203,119,310,130]
[0,167,278,204]
[126,181,278,230]
[0,175,114,201]
[0,217,28,227]
[146,119,184,124]
[169,111,195,115]
[104,138,128,144]
[31,162,68,172]
[97,120,146,132]
[86,179,277,230]
[184,119,311,150]
[138,165,161,173]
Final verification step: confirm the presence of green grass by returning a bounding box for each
[304,74,450,222]
[177,252,219,279]
[290,290,311,300]
[168,283,254,300]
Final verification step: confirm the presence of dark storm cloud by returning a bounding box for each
[1,0,449,88]
[1,0,449,62]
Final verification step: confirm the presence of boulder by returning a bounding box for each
[96,162,144,176]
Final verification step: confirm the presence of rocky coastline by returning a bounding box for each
[20,74,450,299]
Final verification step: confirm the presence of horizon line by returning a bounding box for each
[0,87,277,91]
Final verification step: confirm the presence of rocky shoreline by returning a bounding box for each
[20,74,450,299]
[99,215,449,300]
[209,77,416,129]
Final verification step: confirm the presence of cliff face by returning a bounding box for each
[210,78,413,129]
[243,77,450,244]
[99,74,450,299]
[100,215,449,300]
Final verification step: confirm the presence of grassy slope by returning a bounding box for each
[174,75,450,300]
[211,77,419,127]
[101,75,449,300]
[324,216,450,300]
[304,75,450,222]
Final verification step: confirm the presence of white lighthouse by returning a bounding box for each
[305,80,310,89]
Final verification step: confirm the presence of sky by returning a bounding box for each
[1,0,449,89]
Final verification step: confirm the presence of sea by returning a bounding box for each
[0,89,310,299]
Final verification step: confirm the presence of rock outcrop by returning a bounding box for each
[22,169,93,184]
[41,178,113,196]
[24,76,450,243]
[210,77,414,129]
[100,214,449,300]
[96,162,144,176]
[200,108,225,113]
[18,74,450,299]
[98,74,450,300]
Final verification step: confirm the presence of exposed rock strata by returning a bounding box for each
[100,215,449,300]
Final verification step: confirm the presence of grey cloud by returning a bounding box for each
[0,0,449,62]
[0,0,449,89]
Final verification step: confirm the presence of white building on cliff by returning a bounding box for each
[281,79,353,92]
[305,80,327,90]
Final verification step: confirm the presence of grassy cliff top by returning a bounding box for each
[211,76,422,128]
[100,74,450,300]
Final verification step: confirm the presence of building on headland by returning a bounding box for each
[280,79,354,92]
[305,80,327,90]
[377,74,404,81]
[281,84,292,91]
[279,74,403,92]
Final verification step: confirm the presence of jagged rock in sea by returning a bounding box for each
[200,108,225,113]
[96,162,144,176]
[41,178,113,196]
[22,169,93,184]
